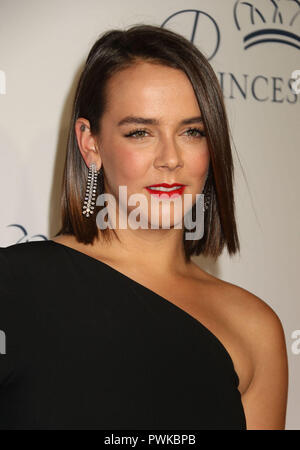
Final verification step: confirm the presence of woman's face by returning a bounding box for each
[95,61,210,229]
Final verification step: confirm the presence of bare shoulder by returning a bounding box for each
[214,276,286,353]
[191,263,288,404]
[191,262,285,343]
[202,275,289,429]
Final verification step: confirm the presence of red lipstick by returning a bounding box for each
[145,183,186,198]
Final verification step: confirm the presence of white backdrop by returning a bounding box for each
[0,0,299,429]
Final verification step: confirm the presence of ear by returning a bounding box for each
[75,118,102,170]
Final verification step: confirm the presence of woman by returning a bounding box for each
[0,24,288,430]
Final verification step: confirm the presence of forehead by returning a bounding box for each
[104,61,201,119]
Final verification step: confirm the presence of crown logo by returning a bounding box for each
[233,0,300,50]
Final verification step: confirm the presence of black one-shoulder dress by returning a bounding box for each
[0,240,246,429]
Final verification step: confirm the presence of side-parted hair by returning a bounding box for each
[55,24,240,262]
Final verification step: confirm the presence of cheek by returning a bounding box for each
[106,147,150,183]
[186,147,210,179]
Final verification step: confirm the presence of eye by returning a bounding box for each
[184,128,206,138]
[124,127,206,139]
[124,128,149,139]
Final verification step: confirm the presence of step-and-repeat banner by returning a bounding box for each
[0,0,299,429]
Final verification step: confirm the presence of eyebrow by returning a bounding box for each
[117,115,203,127]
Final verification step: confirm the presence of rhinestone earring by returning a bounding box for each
[98,165,104,195]
[82,162,100,217]
[203,184,211,212]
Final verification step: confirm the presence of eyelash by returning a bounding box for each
[124,127,206,139]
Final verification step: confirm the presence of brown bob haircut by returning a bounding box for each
[55,24,240,262]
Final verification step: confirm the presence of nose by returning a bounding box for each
[154,133,184,170]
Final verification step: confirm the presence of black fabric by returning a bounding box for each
[0,240,246,430]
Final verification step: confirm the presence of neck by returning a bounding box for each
[94,226,190,278]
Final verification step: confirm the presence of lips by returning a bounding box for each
[145,183,186,197]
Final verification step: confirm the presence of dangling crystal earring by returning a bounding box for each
[203,184,211,212]
[98,165,104,195]
[82,162,100,217]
